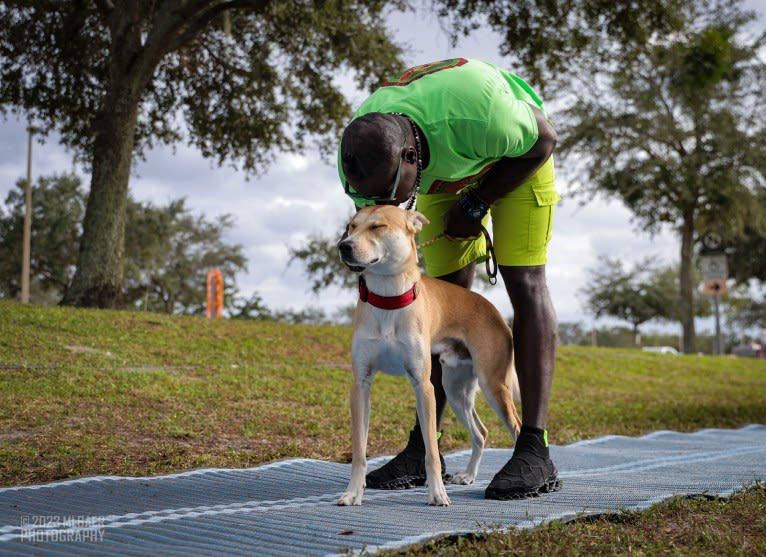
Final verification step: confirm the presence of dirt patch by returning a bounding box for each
[63,345,116,358]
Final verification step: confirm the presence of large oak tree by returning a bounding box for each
[0,0,404,308]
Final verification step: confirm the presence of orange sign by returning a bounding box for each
[703,279,729,297]
[206,268,224,318]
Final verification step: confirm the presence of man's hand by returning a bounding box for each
[443,202,482,241]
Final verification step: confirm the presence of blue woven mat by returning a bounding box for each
[1,425,764,556]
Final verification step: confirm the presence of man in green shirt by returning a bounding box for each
[338,58,561,499]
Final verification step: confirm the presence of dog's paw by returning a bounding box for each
[428,486,451,506]
[337,491,364,506]
[429,493,451,506]
[449,472,476,485]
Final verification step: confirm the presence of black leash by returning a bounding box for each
[480,225,498,285]
[419,225,498,285]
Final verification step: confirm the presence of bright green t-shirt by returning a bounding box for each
[339,58,547,204]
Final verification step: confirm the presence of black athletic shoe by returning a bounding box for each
[366,428,449,490]
[485,427,562,500]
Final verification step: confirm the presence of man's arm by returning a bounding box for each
[443,105,556,238]
[474,106,556,204]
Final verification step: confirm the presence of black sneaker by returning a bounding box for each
[366,428,449,490]
[485,427,562,500]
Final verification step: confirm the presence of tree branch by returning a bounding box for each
[134,0,270,88]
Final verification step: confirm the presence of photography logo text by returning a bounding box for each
[20,515,105,543]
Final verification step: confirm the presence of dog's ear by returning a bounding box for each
[406,211,430,233]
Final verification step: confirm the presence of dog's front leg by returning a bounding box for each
[338,374,371,506]
[411,357,451,506]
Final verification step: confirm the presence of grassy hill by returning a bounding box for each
[1,299,765,486]
[1,300,765,554]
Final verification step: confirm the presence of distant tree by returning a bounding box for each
[560,3,766,352]
[581,257,674,346]
[557,322,590,346]
[230,291,329,324]
[287,230,356,295]
[723,283,766,335]
[230,291,274,321]
[0,174,85,303]
[0,1,405,308]
[123,198,246,314]
[591,326,643,349]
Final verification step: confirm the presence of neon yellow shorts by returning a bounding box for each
[416,157,560,277]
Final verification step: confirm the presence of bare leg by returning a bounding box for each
[499,265,556,428]
[485,264,561,500]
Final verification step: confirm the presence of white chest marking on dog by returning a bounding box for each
[353,318,421,378]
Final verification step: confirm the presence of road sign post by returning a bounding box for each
[700,251,728,355]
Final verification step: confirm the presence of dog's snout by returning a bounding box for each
[339,240,353,259]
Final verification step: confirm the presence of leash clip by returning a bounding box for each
[481,225,498,285]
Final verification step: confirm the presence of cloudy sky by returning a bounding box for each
[1,3,763,332]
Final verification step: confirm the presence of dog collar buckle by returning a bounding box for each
[358,277,418,310]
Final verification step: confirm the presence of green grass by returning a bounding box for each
[1,300,766,554]
[381,485,766,556]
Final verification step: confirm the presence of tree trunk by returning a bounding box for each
[678,209,696,353]
[62,90,139,308]
[62,4,146,309]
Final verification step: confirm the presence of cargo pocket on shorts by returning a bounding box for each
[528,188,559,252]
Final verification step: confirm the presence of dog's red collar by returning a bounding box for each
[359,276,417,310]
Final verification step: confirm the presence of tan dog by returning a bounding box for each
[336,205,521,506]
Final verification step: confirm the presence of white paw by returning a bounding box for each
[449,472,476,485]
[428,486,451,506]
[337,491,363,506]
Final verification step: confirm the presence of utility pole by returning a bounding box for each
[21,125,37,304]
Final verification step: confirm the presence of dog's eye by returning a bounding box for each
[370,224,387,231]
